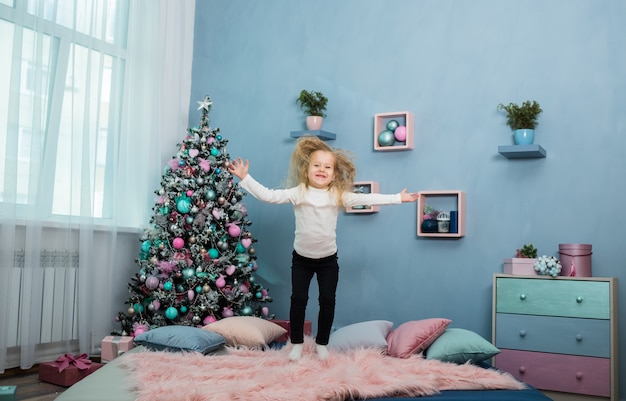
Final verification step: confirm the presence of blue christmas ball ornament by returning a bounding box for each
[386,120,399,132]
[206,189,216,200]
[196,286,203,293]
[176,196,191,213]
[163,282,173,291]
[180,306,187,313]
[133,303,144,313]
[208,248,219,259]
[378,130,395,146]
[178,159,185,167]
[141,240,152,253]
[216,135,222,141]
[182,267,195,279]
[242,306,253,315]
[210,148,219,156]
[165,307,178,320]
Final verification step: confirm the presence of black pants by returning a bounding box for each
[289,250,339,345]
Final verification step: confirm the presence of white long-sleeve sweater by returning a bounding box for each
[239,174,402,259]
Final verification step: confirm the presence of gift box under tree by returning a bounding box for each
[0,385,16,401]
[101,335,134,362]
[271,319,312,343]
[38,354,103,387]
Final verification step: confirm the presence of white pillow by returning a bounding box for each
[328,320,393,351]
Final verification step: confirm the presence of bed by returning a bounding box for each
[54,318,553,401]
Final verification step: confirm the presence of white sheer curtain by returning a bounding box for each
[0,0,195,372]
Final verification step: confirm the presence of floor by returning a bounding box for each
[0,366,66,401]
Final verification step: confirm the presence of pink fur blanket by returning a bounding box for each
[120,340,525,401]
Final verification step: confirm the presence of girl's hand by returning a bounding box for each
[400,188,419,203]
[228,157,249,180]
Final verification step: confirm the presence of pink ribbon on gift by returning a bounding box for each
[52,353,93,372]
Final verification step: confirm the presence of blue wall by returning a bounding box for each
[190,0,625,393]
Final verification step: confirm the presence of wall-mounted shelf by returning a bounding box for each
[498,144,546,159]
[345,181,379,213]
[417,191,465,238]
[374,111,414,151]
[290,130,336,141]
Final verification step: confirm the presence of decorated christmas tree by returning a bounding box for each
[114,96,273,336]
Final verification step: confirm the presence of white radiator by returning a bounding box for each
[7,249,80,347]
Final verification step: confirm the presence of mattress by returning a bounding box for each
[54,347,552,401]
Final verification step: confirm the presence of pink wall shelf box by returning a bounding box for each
[417,190,465,238]
[346,181,380,214]
[374,111,414,151]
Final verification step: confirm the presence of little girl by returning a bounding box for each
[228,136,418,361]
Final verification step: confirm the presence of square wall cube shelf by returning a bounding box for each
[374,111,414,151]
[345,181,379,213]
[417,191,466,238]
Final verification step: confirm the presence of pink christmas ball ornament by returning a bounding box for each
[145,276,160,290]
[203,315,217,325]
[228,224,241,237]
[394,126,407,142]
[222,307,233,318]
[172,237,185,249]
[262,307,269,316]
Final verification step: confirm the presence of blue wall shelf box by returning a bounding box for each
[290,130,336,141]
[498,144,547,159]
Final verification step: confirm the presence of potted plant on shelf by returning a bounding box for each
[497,100,542,145]
[504,243,538,275]
[297,89,328,130]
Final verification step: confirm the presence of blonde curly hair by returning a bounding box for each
[286,136,356,207]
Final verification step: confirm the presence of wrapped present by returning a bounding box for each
[272,319,312,343]
[0,385,17,401]
[101,335,134,362]
[38,354,103,387]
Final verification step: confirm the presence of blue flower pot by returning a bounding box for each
[514,129,535,145]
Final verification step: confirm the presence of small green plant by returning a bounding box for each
[516,243,538,258]
[297,90,328,117]
[497,100,542,130]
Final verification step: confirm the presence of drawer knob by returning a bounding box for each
[519,294,527,301]
[519,330,526,337]
[576,334,583,342]
[576,372,583,380]
[519,366,526,374]
[576,296,583,303]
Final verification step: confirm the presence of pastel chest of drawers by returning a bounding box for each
[492,273,618,401]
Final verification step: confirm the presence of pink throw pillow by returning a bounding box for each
[386,318,452,358]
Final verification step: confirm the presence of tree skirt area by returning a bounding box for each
[119,339,525,401]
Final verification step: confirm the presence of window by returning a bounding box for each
[0,0,129,219]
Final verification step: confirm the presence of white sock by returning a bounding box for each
[289,343,303,361]
[316,344,329,360]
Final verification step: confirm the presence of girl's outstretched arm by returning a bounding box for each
[228,157,249,180]
[400,188,419,203]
